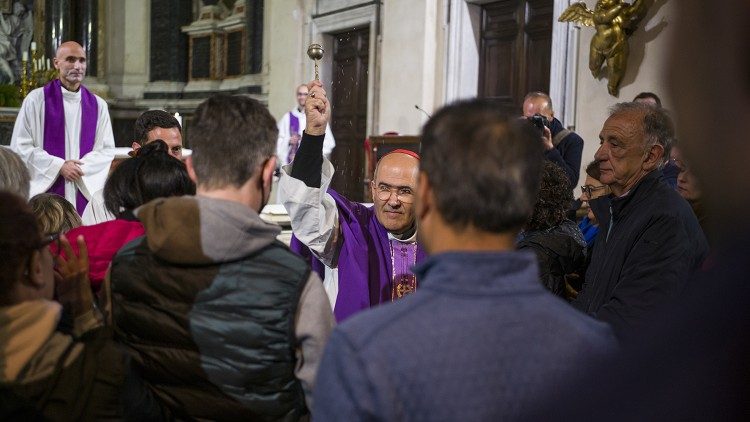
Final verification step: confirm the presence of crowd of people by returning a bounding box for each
[1,0,748,419]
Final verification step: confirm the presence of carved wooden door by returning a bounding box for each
[478,0,553,115]
[330,26,370,202]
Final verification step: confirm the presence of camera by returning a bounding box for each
[528,113,549,134]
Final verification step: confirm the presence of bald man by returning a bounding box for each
[522,92,583,188]
[11,41,114,214]
[280,81,425,322]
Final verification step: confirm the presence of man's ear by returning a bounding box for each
[25,250,45,290]
[261,156,277,190]
[131,141,141,152]
[643,143,665,172]
[416,171,433,223]
[185,156,198,184]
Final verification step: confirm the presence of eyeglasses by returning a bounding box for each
[581,185,607,197]
[41,232,62,259]
[375,184,414,204]
[296,92,308,97]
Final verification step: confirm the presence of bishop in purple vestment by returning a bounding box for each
[280,81,425,322]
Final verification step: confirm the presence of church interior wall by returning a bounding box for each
[377,0,438,136]
[1,0,679,166]
[266,0,311,121]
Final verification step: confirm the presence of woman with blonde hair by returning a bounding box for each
[29,193,82,234]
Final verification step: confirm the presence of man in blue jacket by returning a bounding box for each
[574,102,708,342]
[313,99,616,421]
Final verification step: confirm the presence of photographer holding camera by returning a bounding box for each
[523,92,584,189]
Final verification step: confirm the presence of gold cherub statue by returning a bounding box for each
[559,0,650,96]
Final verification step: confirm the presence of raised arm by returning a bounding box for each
[279,81,342,267]
[289,81,331,187]
[622,0,649,27]
[596,2,625,24]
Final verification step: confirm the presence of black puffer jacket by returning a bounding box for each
[574,171,708,341]
[518,220,587,297]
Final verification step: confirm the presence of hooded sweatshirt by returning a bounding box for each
[110,196,333,421]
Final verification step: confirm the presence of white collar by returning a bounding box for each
[61,85,82,100]
[388,229,417,244]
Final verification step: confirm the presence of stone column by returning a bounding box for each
[246,0,263,74]
[75,0,99,76]
[150,0,192,83]
[105,0,149,98]
[45,0,72,53]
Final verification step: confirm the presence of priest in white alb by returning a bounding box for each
[11,41,114,214]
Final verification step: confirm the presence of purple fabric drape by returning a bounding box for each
[43,79,98,214]
[290,189,426,322]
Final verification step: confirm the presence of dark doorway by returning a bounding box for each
[330,26,370,202]
[478,0,553,115]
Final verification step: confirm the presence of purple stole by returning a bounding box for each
[291,189,426,322]
[287,113,300,163]
[43,79,98,214]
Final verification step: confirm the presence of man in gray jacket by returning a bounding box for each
[110,94,334,421]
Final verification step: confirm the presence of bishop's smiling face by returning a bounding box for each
[371,153,419,235]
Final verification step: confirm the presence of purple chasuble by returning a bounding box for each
[43,79,98,215]
[287,113,300,163]
[291,189,426,322]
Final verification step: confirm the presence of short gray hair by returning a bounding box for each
[0,147,30,200]
[609,102,675,168]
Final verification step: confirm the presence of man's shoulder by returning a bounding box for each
[559,128,583,145]
[332,279,616,358]
[636,177,695,219]
[112,234,147,261]
[87,89,110,109]
[22,87,45,105]
[255,240,313,274]
[332,294,427,351]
